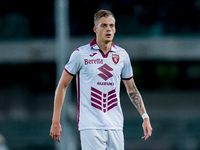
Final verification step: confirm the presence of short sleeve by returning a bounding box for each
[121,53,133,80]
[64,50,82,76]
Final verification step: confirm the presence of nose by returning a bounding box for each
[106,26,111,31]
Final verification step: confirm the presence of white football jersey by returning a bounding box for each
[65,38,133,131]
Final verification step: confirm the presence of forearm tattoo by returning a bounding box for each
[128,81,144,115]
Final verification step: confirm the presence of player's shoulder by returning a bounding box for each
[71,43,90,58]
[76,43,91,53]
[115,45,129,55]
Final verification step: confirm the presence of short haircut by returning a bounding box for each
[94,10,115,26]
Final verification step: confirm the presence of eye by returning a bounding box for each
[110,24,115,28]
[101,24,107,27]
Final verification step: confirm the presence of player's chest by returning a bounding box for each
[81,52,123,76]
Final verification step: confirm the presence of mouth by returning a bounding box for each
[106,34,112,38]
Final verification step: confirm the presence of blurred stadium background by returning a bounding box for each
[0,0,200,150]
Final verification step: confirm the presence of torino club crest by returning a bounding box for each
[112,54,120,64]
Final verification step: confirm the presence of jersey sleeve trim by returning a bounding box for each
[64,68,76,76]
[122,75,134,80]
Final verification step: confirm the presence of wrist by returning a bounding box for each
[52,118,60,124]
[141,113,149,120]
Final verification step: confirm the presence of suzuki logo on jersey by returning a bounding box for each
[112,54,120,64]
[91,87,118,113]
[98,64,113,81]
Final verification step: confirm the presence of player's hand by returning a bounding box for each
[50,122,62,142]
[141,118,152,140]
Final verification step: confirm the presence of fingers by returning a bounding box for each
[50,131,61,142]
[55,135,61,143]
[141,132,150,140]
[141,129,149,140]
[142,122,152,140]
[142,128,147,140]
[50,124,62,142]
[141,131,151,140]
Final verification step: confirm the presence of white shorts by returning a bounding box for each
[80,129,124,150]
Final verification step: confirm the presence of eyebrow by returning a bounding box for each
[100,23,115,26]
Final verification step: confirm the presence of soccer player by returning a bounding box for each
[50,9,152,149]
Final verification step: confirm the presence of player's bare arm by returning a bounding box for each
[50,70,74,142]
[123,78,152,140]
[128,79,146,115]
[123,78,146,114]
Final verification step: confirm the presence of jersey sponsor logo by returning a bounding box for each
[84,59,103,65]
[91,87,118,113]
[89,53,97,57]
[98,64,113,81]
[97,82,114,86]
[112,54,120,64]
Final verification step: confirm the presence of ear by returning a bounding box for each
[93,26,97,33]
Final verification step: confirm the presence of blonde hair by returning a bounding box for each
[94,10,115,26]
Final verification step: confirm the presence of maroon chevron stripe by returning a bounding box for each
[91,92,102,100]
[108,103,118,111]
[108,89,116,95]
[108,98,118,106]
[91,103,102,111]
[108,94,117,100]
[91,87,118,113]
[91,87,102,95]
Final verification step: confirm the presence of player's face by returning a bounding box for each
[94,16,116,43]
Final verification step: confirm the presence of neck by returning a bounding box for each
[96,39,112,54]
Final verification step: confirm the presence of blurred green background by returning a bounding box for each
[0,0,200,150]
